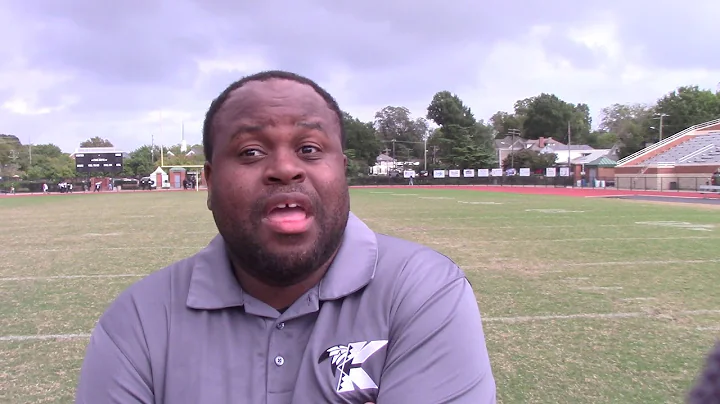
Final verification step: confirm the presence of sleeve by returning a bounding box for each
[75,304,155,403]
[376,262,496,404]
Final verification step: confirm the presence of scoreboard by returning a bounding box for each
[74,152,123,173]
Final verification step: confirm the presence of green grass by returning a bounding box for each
[1,189,720,403]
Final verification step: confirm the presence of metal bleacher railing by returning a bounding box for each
[615,118,720,166]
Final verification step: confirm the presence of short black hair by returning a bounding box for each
[202,70,346,162]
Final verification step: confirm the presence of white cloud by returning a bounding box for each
[0,0,718,152]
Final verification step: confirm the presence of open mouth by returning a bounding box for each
[262,193,314,234]
[267,203,308,222]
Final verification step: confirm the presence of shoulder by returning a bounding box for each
[96,252,197,343]
[372,232,471,316]
[375,232,466,286]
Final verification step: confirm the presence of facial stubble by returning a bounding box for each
[213,187,350,287]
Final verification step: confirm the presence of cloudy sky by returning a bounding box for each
[1,0,719,152]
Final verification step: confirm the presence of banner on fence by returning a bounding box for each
[463,169,475,177]
[546,167,557,177]
[478,169,489,177]
[433,170,445,178]
[449,169,461,178]
[491,168,503,177]
[559,167,570,177]
[403,170,416,178]
[519,168,530,176]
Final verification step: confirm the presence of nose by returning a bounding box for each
[263,149,306,185]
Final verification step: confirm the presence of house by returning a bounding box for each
[494,135,526,167]
[371,154,396,175]
[185,146,204,157]
[569,148,618,184]
[370,154,422,176]
[527,137,597,165]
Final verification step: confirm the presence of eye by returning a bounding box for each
[240,148,265,157]
[299,145,320,154]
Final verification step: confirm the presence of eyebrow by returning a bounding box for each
[229,124,265,142]
[295,121,327,134]
[229,121,328,142]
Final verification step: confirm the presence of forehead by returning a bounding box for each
[214,79,338,131]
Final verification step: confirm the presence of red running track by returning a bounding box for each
[2,185,717,199]
[350,185,720,199]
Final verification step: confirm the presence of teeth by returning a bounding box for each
[275,203,300,209]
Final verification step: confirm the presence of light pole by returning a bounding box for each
[424,136,428,171]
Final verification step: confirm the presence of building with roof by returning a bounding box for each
[614,118,720,190]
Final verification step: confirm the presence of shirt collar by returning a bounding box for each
[186,212,378,310]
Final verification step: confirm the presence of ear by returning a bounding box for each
[204,161,212,210]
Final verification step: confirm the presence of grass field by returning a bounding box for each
[1,188,719,403]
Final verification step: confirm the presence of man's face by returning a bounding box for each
[205,79,350,287]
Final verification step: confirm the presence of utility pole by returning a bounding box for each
[567,121,571,167]
[507,128,521,169]
[654,113,669,141]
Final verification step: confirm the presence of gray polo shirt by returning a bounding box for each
[75,213,496,403]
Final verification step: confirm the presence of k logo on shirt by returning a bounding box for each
[318,340,388,393]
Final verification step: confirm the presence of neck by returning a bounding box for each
[231,250,339,310]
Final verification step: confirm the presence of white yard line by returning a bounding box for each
[365,224,639,230]
[5,310,720,342]
[620,297,658,302]
[464,258,720,271]
[567,259,720,266]
[578,286,623,291]
[0,333,91,342]
[0,246,200,254]
[0,274,146,281]
[548,236,714,242]
[483,309,720,324]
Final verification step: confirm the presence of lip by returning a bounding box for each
[262,192,315,217]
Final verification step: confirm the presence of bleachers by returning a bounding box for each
[642,133,720,165]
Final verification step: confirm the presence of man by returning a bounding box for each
[688,341,720,403]
[75,70,496,403]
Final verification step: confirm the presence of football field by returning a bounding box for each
[1,188,719,403]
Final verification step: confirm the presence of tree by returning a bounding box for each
[121,145,161,177]
[583,130,618,149]
[80,137,114,148]
[522,93,591,144]
[0,134,23,170]
[374,106,427,160]
[21,144,75,180]
[598,103,655,158]
[490,111,524,137]
[502,149,556,171]
[426,91,476,128]
[343,112,382,174]
[655,85,720,135]
[426,91,496,169]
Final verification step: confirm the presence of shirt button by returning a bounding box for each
[274,356,285,366]
[276,322,285,330]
